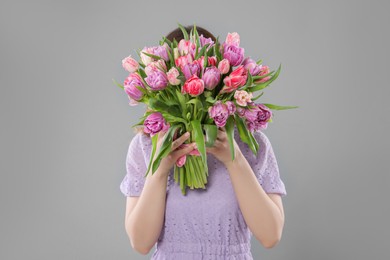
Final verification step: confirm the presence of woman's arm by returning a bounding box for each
[124,130,196,255]
[205,128,285,248]
[125,168,169,255]
[224,152,285,248]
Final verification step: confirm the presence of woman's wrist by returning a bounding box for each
[145,166,170,182]
[223,149,244,169]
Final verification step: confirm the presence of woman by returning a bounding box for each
[120,25,287,259]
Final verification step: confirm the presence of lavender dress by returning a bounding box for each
[120,126,287,259]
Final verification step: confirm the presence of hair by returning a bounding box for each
[134,24,218,137]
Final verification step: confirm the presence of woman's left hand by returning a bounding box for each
[205,127,243,166]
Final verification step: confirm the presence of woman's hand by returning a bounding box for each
[205,127,243,166]
[152,129,197,175]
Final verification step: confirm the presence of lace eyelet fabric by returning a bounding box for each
[120,127,287,259]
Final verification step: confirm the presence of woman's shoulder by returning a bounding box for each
[127,130,152,157]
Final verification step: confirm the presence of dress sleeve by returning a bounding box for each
[249,131,287,197]
[120,133,149,197]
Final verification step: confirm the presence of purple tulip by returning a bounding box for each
[242,57,262,75]
[208,100,233,128]
[241,102,272,132]
[223,43,245,67]
[124,73,145,101]
[202,66,220,90]
[145,68,168,90]
[199,34,215,50]
[236,106,246,117]
[152,45,169,61]
[225,101,236,115]
[182,61,201,80]
[143,112,170,137]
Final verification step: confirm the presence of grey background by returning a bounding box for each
[1,0,389,259]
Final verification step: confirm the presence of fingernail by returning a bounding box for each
[185,132,190,136]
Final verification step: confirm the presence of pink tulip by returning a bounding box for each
[182,74,205,97]
[124,73,145,102]
[220,65,248,94]
[175,54,193,71]
[218,59,230,74]
[145,60,167,75]
[167,67,181,85]
[178,39,197,58]
[225,32,240,46]
[234,90,253,106]
[254,65,271,83]
[122,55,139,73]
[140,47,154,66]
[127,95,140,106]
[197,56,217,71]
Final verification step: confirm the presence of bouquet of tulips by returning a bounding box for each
[115,23,297,195]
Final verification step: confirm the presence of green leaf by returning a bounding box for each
[190,120,207,171]
[134,85,147,95]
[173,38,178,48]
[263,103,299,110]
[130,117,145,128]
[174,164,179,183]
[207,44,214,56]
[186,98,203,109]
[162,36,172,46]
[193,24,201,58]
[177,23,189,41]
[151,125,181,174]
[214,36,222,61]
[205,96,217,104]
[187,156,197,189]
[145,133,159,177]
[203,46,209,71]
[251,63,282,92]
[148,98,182,117]
[200,43,210,58]
[175,89,187,117]
[141,51,162,61]
[245,69,253,88]
[224,116,236,161]
[204,90,212,97]
[248,131,259,156]
[179,165,185,194]
[252,70,274,80]
[112,78,124,90]
[234,115,257,154]
[194,24,201,48]
[137,68,147,79]
[167,48,174,68]
[192,155,207,186]
[202,124,217,147]
[163,114,187,124]
[251,91,264,101]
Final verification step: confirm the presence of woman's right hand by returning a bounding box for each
[151,129,197,175]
